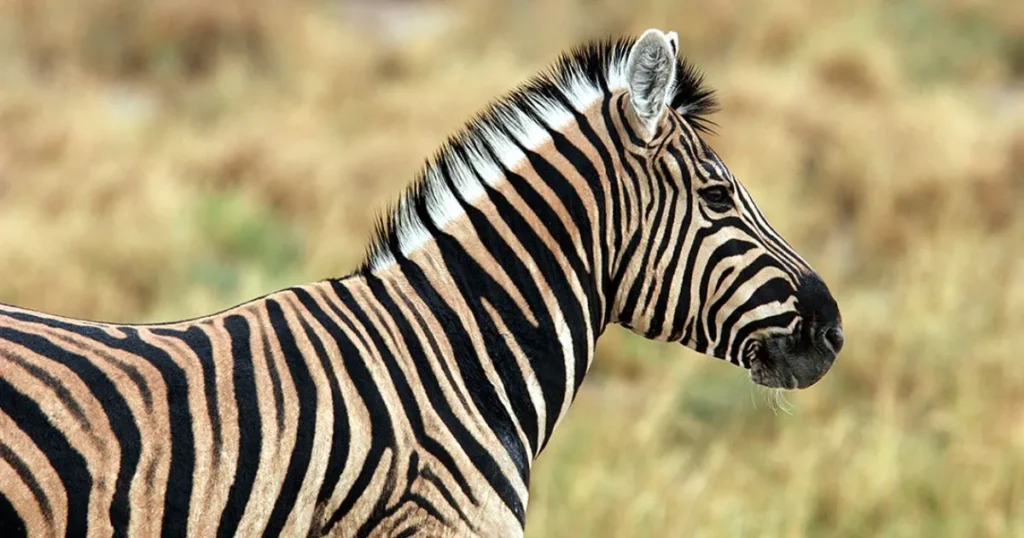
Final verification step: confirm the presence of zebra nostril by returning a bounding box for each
[822,326,844,355]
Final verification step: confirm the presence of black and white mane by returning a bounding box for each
[359,37,718,272]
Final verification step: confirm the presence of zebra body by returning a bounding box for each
[0,30,843,537]
[0,279,521,537]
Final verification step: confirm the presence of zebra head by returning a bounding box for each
[611,30,843,389]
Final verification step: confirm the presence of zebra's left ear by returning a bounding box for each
[625,29,678,139]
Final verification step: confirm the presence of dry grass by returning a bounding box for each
[1,0,1023,536]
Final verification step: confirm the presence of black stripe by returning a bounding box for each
[617,157,671,324]
[289,290,350,505]
[261,331,287,440]
[602,95,644,264]
[150,326,224,467]
[0,376,90,537]
[701,242,755,300]
[664,145,719,342]
[383,452,449,526]
[0,440,53,524]
[436,151,551,454]
[608,234,642,300]
[361,276,482,513]
[317,292,396,534]
[716,277,795,362]
[360,275,496,498]
[700,240,755,303]
[686,220,755,352]
[216,315,261,538]
[0,322,140,536]
[0,350,91,439]
[386,506,415,533]
[380,255,526,523]
[521,98,610,325]
[734,187,807,278]
[682,318,696,344]
[645,161,684,338]
[706,254,780,353]
[478,138,594,399]
[508,132,603,356]
[550,91,623,296]
[1,314,196,538]
[714,267,736,298]
[262,300,318,538]
[648,161,682,271]
[0,492,27,538]
[394,527,418,538]
[668,240,754,342]
[409,201,532,476]
[389,277,472,414]
[616,96,647,147]
[115,326,194,538]
[728,312,799,363]
[50,334,154,412]
[695,240,757,339]
[420,466,473,528]
[354,449,400,537]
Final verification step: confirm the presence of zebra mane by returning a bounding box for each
[358,35,717,273]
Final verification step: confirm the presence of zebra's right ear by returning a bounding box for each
[625,29,677,139]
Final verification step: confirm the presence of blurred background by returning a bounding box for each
[0,0,1022,536]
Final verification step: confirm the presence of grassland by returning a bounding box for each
[1,0,1022,536]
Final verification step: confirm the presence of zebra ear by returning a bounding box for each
[666,31,679,55]
[625,29,678,138]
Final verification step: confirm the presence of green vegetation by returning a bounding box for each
[0,0,1021,535]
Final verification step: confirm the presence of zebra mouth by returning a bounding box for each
[747,332,837,390]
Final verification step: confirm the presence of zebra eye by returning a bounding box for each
[699,186,731,207]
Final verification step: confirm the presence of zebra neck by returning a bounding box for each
[341,96,642,466]
[353,193,608,463]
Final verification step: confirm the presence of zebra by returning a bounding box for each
[0,29,843,537]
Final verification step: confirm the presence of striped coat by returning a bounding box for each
[0,29,842,537]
